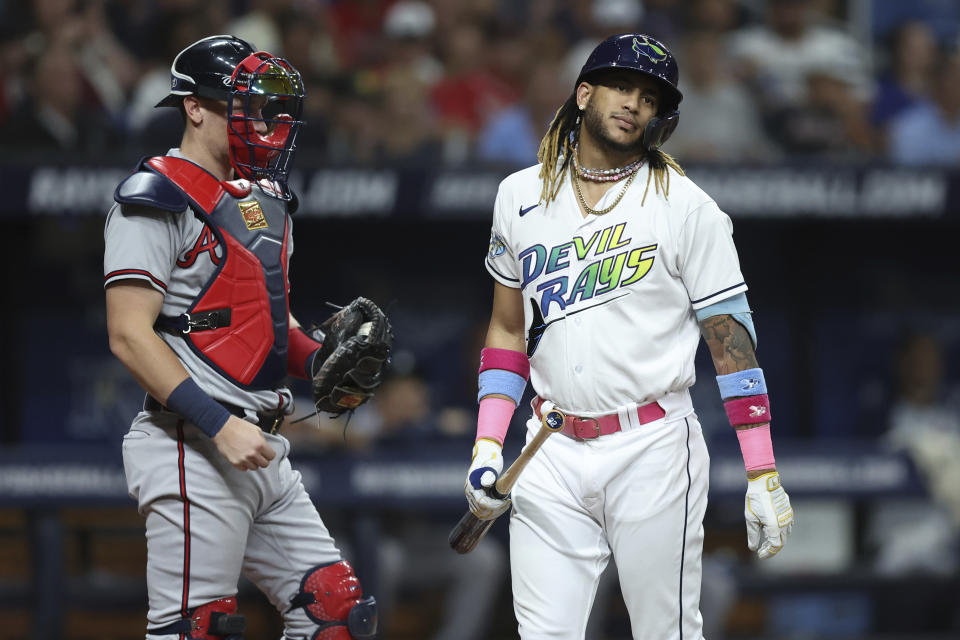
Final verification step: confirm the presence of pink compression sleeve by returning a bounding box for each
[735,423,776,471]
[476,396,516,446]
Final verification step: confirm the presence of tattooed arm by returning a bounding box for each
[699,314,773,479]
[699,313,758,375]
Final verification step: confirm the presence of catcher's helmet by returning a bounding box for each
[155,35,256,108]
[157,35,305,201]
[576,33,682,149]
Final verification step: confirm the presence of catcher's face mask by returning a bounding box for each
[227,52,305,200]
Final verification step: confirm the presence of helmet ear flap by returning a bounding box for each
[642,111,679,150]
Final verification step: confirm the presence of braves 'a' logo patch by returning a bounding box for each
[177,226,221,268]
[632,36,668,63]
[239,200,268,230]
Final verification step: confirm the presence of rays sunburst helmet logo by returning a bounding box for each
[632,36,668,63]
[238,200,268,230]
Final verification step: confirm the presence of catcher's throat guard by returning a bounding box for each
[290,561,378,640]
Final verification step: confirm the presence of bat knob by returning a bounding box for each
[542,408,566,432]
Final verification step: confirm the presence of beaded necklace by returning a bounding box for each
[572,143,645,182]
[572,160,639,217]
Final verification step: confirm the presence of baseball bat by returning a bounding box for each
[448,408,565,554]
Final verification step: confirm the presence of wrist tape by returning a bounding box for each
[165,378,231,438]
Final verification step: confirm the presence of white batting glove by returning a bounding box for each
[465,439,510,521]
[745,471,795,559]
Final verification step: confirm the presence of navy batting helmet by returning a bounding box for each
[577,33,682,149]
[155,35,256,108]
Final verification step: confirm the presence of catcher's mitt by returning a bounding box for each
[310,297,393,415]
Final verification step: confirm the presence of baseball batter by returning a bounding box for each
[464,34,795,639]
[104,35,385,640]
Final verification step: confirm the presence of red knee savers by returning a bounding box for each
[290,560,378,640]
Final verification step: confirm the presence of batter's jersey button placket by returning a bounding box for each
[574,365,583,374]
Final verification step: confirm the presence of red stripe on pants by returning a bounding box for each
[176,420,191,636]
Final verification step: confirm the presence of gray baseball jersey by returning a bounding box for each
[104,149,295,414]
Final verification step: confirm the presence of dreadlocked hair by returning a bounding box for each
[536,94,687,207]
[640,148,685,206]
[537,95,579,205]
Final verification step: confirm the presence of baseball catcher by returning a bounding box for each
[105,33,386,639]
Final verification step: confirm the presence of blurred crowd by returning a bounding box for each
[1,0,960,166]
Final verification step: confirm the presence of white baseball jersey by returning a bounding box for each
[488,162,735,639]
[103,149,294,413]
[485,162,747,416]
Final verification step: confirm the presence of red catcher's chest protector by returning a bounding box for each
[143,155,290,389]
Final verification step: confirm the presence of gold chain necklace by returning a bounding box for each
[571,161,639,216]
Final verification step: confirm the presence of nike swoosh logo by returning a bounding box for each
[519,204,539,217]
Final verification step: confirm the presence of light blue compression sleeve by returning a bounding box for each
[694,292,757,348]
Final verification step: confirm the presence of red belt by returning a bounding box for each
[532,396,665,440]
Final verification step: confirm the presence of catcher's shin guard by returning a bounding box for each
[148,597,246,639]
[289,561,378,640]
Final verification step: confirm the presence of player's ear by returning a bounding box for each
[182,96,204,126]
[575,82,592,111]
